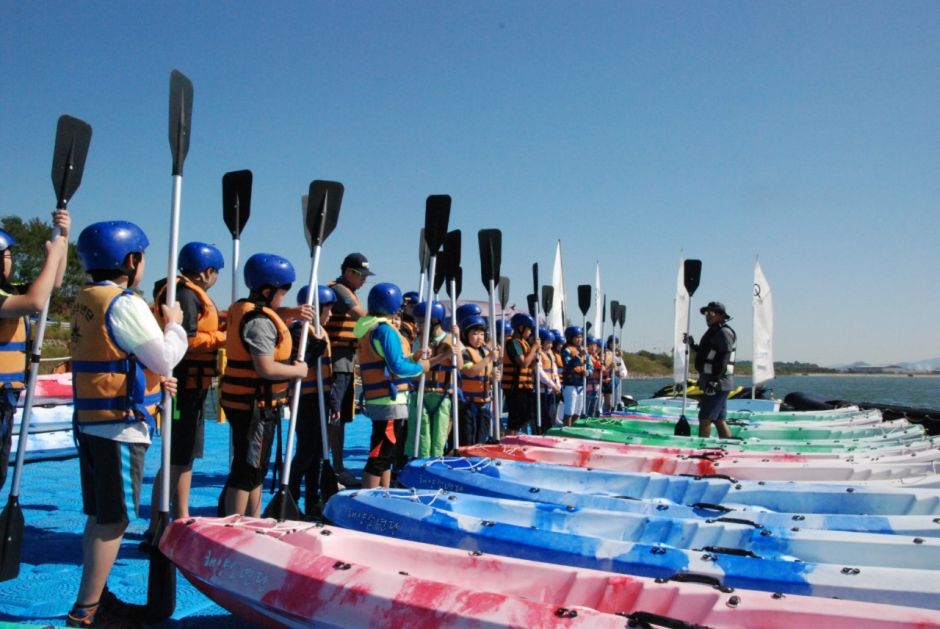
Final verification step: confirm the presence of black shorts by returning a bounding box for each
[333,372,356,423]
[363,419,406,477]
[505,389,534,432]
[0,391,19,490]
[78,432,148,525]
[698,393,728,422]
[224,404,279,492]
[170,387,208,466]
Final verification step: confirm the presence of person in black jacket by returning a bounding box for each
[687,301,736,439]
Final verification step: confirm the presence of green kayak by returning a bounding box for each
[577,417,925,443]
[547,426,932,453]
[628,403,882,423]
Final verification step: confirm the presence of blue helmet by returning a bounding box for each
[244,253,295,291]
[455,303,482,326]
[607,334,620,347]
[178,242,225,274]
[414,300,446,323]
[510,312,534,333]
[498,319,513,337]
[0,228,16,252]
[551,329,563,342]
[297,284,336,307]
[367,282,402,315]
[564,325,584,341]
[459,315,487,334]
[537,328,552,342]
[77,221,149,272]
[587,335,600,346]
[402,291,419,305]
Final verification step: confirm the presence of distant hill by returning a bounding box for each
[829,358,940,372]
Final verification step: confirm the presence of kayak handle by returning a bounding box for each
[679,474,738,483]
[698,546,762,559]
[654,573,734,593]
[617,610,709,629]
[714,517,763,529]
[691,503,734,513]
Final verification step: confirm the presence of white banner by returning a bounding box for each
[549,240,566,331]
[752,257,774,386]
[673,252,689,386]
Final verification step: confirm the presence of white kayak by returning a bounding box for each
[163,515,940,629]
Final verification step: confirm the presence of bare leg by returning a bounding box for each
[246,486,262,518]
[75,517,127,606]
[361,471,381,489]
[224,487,249,516]
[715,420,732,439]
[697,419,713,438]
[172,463,193,518]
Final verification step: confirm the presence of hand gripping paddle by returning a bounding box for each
[0,114,91,583]
[149,68,193,624]
[413,195,450,458]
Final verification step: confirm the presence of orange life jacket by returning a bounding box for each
[0,306,29,393]
[220,300,292,412]
[71,283,162,427]
[502,337,533,391]
[358,320,411,403]
[324,280,359,349]
[154,276,222,389]
[460,346,492,404]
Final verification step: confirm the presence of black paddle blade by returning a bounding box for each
[443,230,461,281]
[478,229,502,287]
[684,259,703,297]
[320,460,340,504]
[263,488,302,523]
[526,294,538,318]
[419,228,430,273]
[577,285,592,316]
[602,295,607,322]
[168,69,194,176]
[424,195,451,254]
[50,115,92,209]
[674,416,692,437]
[497,276,510,309]
[532,263,539,297]
[611,300,620,326]
[306,180,344,251]
[146,511,176,623]
[447,266,462,300]
[433,260,446,294]
[0,495,24,582]
[222,170,253,239]
[585,321,593,332]
[619,305,627,327]
[542,285,554,315]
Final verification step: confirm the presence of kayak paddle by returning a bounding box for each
[577,284,591,419]
[147,68,193,624]
[0,114,91,583]
[417,228,430,302]
[676,259,702,437]
[412,195,450,458]
[443,230,461,452]
[477,229,501,440]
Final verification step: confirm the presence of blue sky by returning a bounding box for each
[2,2,938,366]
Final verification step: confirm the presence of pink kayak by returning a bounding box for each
[506,433,940,464]
[460,443,940,484]
[161,516,940,629]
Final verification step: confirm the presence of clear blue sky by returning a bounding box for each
[2,2,938,366]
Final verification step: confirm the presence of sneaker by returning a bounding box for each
[336,469,360,488]
[99,588,146,625]
[67,603,141,629]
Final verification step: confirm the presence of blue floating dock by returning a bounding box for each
[0,409,372,627]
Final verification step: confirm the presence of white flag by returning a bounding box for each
[592,262,602,340]
[549,240,566,331]
[752,257,774,386]
[673,252,689,386]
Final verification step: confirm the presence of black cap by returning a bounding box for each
[342,252,375,277]
[700,301,730,319]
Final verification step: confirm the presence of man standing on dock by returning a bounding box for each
[688,301,736,439]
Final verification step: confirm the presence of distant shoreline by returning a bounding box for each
[627,372,940,380]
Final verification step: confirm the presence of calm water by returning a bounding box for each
[626,375,940,409]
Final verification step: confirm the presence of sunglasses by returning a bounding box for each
[703,310,721,317]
